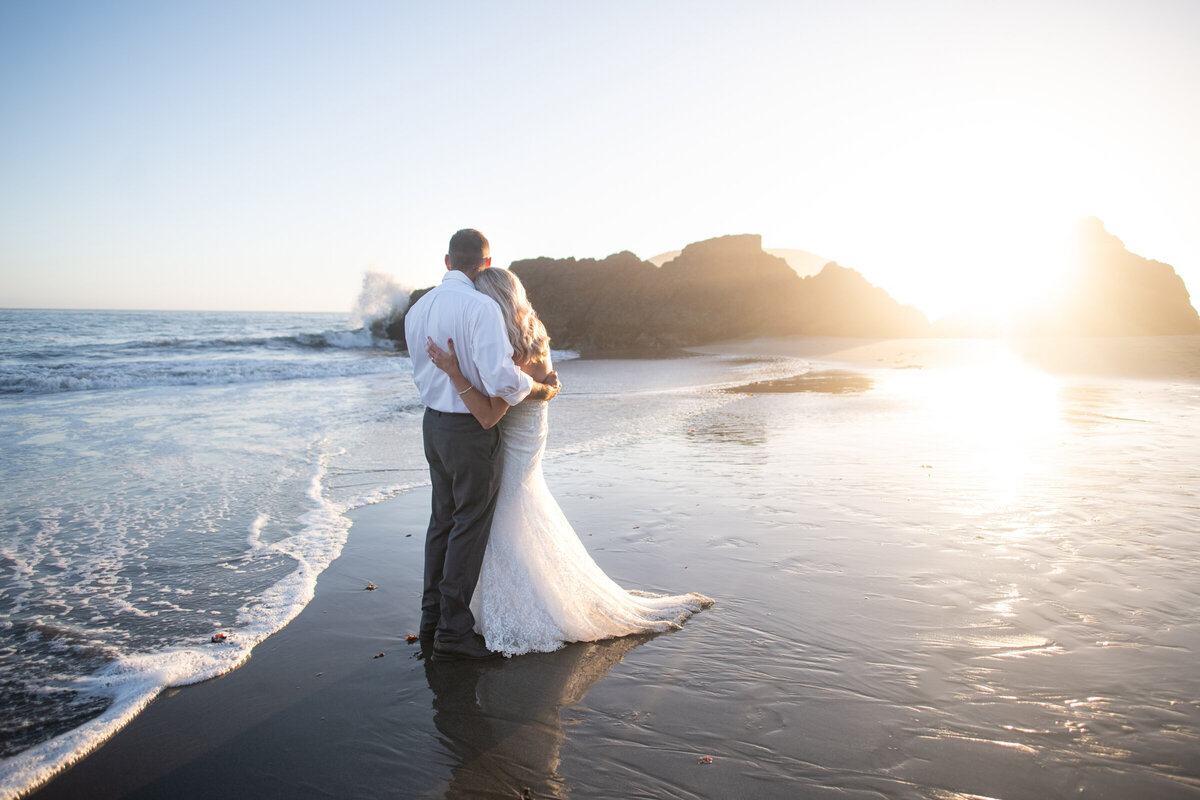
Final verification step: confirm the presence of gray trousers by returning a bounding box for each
[421,408,502,643]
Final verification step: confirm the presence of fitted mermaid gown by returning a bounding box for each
[470,399,713,656]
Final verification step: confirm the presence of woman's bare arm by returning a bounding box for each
[426,338,560,429]
[426,338,510,429]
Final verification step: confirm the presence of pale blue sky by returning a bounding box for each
[2,0,1198,318]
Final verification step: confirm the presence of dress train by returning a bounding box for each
[471,401,712,656]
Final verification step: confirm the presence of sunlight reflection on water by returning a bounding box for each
[877,346,1065,510]
[545,346,1200,799]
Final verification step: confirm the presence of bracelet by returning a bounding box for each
[457,385,473,396]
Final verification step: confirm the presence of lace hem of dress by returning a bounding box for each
[470,396,713,657]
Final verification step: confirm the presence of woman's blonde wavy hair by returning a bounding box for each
[473,268,550,364]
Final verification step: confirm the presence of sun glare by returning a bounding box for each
[819,94,1089,323]
[883,345,1063,504]
[858,215,1075,325]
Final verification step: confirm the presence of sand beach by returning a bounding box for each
[21,336,1200,799]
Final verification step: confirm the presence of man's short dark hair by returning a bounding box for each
[448,229,490,272]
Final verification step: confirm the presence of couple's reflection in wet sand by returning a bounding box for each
[421,634,649,799]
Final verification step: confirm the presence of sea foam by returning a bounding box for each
[0,444,354,800]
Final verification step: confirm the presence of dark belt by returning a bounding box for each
[425,407,474,418]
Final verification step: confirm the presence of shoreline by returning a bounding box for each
[27,495,434,799]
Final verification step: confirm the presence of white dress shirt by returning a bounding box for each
[405,270,534,412]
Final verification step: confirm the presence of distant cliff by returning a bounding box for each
[512,234,929,352]
[1037,218,1200,336]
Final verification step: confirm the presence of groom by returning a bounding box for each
[405,229,561,661]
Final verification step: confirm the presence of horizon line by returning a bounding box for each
[0,306,348,315]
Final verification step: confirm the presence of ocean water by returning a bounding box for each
[0,310,411,784]
[0,309,810,797]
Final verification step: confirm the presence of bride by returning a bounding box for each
[425,267,712,656]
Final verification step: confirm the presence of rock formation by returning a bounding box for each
[380,287,429,347]
[792,262,930,338]
[1047,218,1200,336]
[505,251,662,351]
[389,233,930,352]
[510,234,929,352]
[637,234,810,345]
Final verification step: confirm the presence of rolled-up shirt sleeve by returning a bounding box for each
[471,302,534,405]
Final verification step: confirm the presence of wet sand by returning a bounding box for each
[30,338,1200,799]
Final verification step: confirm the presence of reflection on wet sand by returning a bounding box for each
[688,413,768,447]
[1011,334,1200,382]
[422,635,648,799]
[1059,385,1150,427]
[724,369,874,395]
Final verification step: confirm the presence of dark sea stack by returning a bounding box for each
[370,308,406,342]
[1041,218,1200,336]
[512,251,662,351]
[513,234,809,351]
[513,234,929,351]
[381,287,431,348]
[653,234,808,341]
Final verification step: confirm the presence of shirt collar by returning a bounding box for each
[442,270,474,288]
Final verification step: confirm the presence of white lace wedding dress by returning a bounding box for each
[471,399,713,656]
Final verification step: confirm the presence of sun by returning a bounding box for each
[811,97,1091,325]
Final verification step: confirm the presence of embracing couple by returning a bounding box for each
[405,228,711,662]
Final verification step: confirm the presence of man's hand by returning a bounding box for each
[529,370,561,402]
